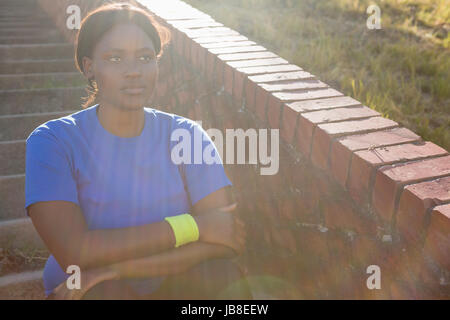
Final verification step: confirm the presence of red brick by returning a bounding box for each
[215,59,225,87]
[187,107,196,121]
[244,78,257,111]
[262,225,273,247]
[336,127,421,152]
[156,80,168,99]
[201,40,256,49]
[355,141,447,166]
[185,27,239,39]
[280,103,299,144]
[157,8,210,20]
[327,231,352,262]
[372,155,450,222]
[322,199,376,235]
[351,236,383,267]
[329,148,350,189]
[169,19,223,29]
[172,27,186,56]
[395,240,427,284]
[295,116,315,157]
[389,280,421,299]
[293,227,329,262]
[205,49,218,82]
[311,126,333,170]
[266,95,282,128]
[194,35,248,44]
[302,106,379,124]
[227,57,288,69]
[176,89,192,106]
[270,228,298,255]
[286,96,361,112]
[248,71,314,83]
[349,142,448,207]
[232,69,246,103]
[397,177,450,244]
[209,45,266,55]
[275,194,296,223]
[254,84,269,121]
[424,204,450,269]
[182,33,192,63]
[223,61,234,95]
[417,254,443,288]
[255,196,280,225]
[230,70,246,106]
[317,117,398,137]
[315,119,403,178]
[329,128,421,188]
[308,173,334,210]
[218,51,278,62]
[272,88,343,102]
[237,64,302,75]
[190,39,207,71]
[260,80,328,92]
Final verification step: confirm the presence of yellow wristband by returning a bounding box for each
[164,214,199,248]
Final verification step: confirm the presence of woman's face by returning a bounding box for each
[83,22,158,110]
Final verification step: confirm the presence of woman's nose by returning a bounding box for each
[123,61,142,77]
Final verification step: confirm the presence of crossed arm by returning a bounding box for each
[105,186,240,279]
[28,186,243,298]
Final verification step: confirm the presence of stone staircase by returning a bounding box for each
[0,0,85,299]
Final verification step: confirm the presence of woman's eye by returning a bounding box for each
[109,56,121,62]
[140,55,154,62]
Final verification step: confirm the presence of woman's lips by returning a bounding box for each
[122,87,145,95]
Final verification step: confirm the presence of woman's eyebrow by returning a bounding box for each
[107,47,154,52]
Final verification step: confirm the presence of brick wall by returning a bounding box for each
[38,0,449,299]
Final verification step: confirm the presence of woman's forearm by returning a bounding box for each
[74,219,176,270]
[107,242,237,279]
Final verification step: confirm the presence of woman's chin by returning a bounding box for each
[119,96,149,109]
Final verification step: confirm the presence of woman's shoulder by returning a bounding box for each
[26,108,91,144]
[144,106,202,131]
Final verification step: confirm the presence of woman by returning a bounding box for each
[24,2,253,300]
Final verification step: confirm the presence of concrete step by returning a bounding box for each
[0,59,76,73]
[0,72,85,90]
[0,43,73,60]
[0,17,50,24]
[0,33,64,44]
[0,86,84,115]
[0,27,59,37]
[0,270,45,300]
[0,218,46,252]
[0,20,54,27]
[0,12,48,20]
[0,140,25,176]
[0,109,78,141]
[0,174,25,221]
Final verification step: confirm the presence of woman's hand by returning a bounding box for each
[52,267,119,300]
[194,203,247,255]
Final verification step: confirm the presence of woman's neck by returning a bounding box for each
[96,102,145,138]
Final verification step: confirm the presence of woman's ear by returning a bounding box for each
[82,56,94,79]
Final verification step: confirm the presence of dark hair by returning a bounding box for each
[74,2,171,109]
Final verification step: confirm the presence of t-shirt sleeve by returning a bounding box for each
[25,128,79,214]
[180,122,232,206]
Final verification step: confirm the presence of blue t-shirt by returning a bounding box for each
[24,104,232,297]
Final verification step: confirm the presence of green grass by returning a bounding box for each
[185,0,450,150]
